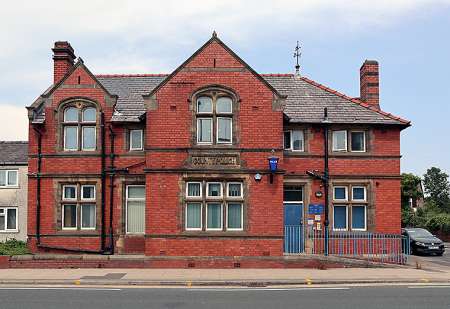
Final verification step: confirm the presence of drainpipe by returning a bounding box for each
[323,108,330,256]
[100,112,106,253]
[108,125,115,254]
[33,127,42,245]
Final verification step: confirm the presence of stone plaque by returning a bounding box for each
[191,155,239,167]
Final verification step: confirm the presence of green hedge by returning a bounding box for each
[0,239,30,255]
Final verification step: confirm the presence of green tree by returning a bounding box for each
[423,167,450,213]
[401,173,423,209]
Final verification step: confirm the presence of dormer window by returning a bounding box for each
[62,104,97,151]
[195,93,234,145]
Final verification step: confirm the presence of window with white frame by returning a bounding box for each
[126,185,145,234]
[332,130,367,153]
[332,130,347,152]
[0,170,18,187]
[283,130,304,152]
[62,105,97,151]
[61,184,96,230]
[195,93,233,145]
[130,129,143,151]
[185,181,243,231]
[0,207,18,232]
[332,184,368,231]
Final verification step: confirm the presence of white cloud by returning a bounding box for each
[0,104,28,141]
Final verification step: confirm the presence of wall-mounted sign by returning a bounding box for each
[307,219,314,225]
[191,155,239,167]
[314,215,321,222]
[308,204,324,215]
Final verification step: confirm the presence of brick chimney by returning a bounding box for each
[360,60,380,109]
[52,41,76,84]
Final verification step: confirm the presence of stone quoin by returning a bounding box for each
[26,33,410,261]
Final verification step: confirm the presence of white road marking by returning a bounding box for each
[408,286,450,289]
[0,287,121,291]
[188,287,350,292]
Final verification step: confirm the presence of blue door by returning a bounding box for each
[284,203,304,253]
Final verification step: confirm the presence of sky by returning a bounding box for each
[0,0,449,177]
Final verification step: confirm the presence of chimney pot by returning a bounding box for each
[360,60,380,109]
[52,41,76,84]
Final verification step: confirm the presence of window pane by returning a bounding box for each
[82,185,95,200]
[197,96,212,113]
[63,205,77,228]
[352,206,366,230]
[82,127,96,150]
[0,215,4,231]
[63,186,76,200]
[208,183,221,197]
[332,130,347,151]
[333,206,347,230]
[186,203,201,229]
[128,186,145,199]
[82,107,96,122]
[64,107,78,122]
[7,171,18,186]
[217,118,232,143]
[351,132,365,152]
[127,200,145,233]
[216,97,232,113]
[283,131,291,150]
[7,209,17,230]
[292,130,304,151]
[284,185,303,202]
[81,204,96,228]
[187,183,201,197]
[352,187,366,201]
[64,126,78,150]
[0,171,6,186]
[227,203,242,229]
[197,118,212,143]
[334,187,347,200]
[207,203,222,229]
[228,183,242,197]
[130,130,143,150]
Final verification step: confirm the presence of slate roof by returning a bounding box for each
[93,74,409,126]
[263,75,409,125]
[0,141,28,165]
[97,74,166,122]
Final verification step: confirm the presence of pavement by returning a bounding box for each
[0,266,449,286]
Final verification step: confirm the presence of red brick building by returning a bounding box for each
[26,34,409,258]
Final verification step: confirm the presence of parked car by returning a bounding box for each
[402,228,445,256]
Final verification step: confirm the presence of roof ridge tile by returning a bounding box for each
[96,74,169,78]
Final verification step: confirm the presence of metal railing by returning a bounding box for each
[284,226,410,265]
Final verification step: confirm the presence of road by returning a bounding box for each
[0,285,450,309]
[415,246,450,268]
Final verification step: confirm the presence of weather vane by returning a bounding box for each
[293,41,301,76]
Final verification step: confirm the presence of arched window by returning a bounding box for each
[195,92,234,145]
[62,104,97,151]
